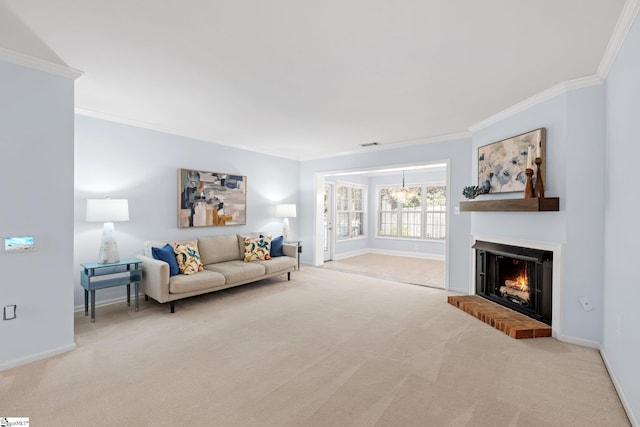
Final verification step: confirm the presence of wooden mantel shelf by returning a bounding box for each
[459,197,559,212]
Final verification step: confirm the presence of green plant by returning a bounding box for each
[462,186,483,199]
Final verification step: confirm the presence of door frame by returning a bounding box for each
[323,182,335,261]
[312,160,451,290]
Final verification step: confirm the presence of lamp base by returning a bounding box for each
[98,222,120,264]
[282,218,290,242]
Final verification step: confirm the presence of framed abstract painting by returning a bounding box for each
[478,128,546,194]
[178,168,247,228]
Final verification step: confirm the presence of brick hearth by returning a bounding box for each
[448,295,552,339]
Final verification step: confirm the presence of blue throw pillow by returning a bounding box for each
[152,243,180,276]
[270,235,284,257]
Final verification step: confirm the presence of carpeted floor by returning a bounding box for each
[0,267,629,426]
[321,253,445,288]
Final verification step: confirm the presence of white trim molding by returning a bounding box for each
[468,75,603,133]
[303,131,472,161]
[600,349,639,426]
[0,343,76,371]
[332,248,444,262]
[0,47,83,80]
[368,248,445,261]
[75,107,303,161]
[597,0,640,79]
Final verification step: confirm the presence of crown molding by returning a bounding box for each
[468,75,603,133]
[0,47,83,80]
[300,131,472,161]
[597,0,640,78]
[77,107,471,162]
[469,0,638,134]
[75,107,302,161]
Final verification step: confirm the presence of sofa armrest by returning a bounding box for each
[136,254,171,303]
[282,243,298,264]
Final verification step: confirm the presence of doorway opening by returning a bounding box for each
[314,161,450,289]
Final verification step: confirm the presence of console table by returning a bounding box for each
[80,258,142,322]
[286,240,302,270]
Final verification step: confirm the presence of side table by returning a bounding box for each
[80,258,142,323]
[286,240,302,270]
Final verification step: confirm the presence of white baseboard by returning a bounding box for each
[0,343,76,371]
[368,248,445,261]
[556,333,601,349]
[73,294,138,312]
[600,349,639,426]
[332,248,444,261]
[333,249,370,260]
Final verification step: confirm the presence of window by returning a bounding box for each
[377,183,446,239]
[336,183,366,240]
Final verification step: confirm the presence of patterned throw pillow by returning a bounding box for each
[173,242,204,275]
[244,236,271,262]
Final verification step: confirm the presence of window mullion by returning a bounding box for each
[396,202,402,237]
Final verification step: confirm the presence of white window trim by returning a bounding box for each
[375,181,446,240]
[336,181,367,241]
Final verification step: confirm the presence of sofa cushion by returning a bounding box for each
[204,261,265,284]
[198,235,241,264]
[173,242,204,275]
[237,232,263,259]
[151,243,180,276]
[270,235,284,257]
[169,270,226,294]
[253,255,296,275]
[244,236,271,262]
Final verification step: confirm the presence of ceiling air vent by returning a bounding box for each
[360,142,380,147]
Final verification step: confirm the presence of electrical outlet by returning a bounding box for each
[3,304,17,320]
[578,296,593,312]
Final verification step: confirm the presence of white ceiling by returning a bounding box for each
[3,1,627,160]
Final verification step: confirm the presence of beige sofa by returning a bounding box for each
[136,234,298,313]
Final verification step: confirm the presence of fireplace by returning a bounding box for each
[473,240,553,325]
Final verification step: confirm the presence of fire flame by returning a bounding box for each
[514,274,528,291]
[505,273,529,292]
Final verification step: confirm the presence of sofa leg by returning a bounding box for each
[287,272,291,281]
[170,301,175,313]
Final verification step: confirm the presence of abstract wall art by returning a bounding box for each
[478,128,546,194]
[178,168,247,228]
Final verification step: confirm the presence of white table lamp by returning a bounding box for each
[86,198,129,264]
[275,203,296,241]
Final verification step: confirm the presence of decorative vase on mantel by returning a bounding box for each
[534,157,545,198]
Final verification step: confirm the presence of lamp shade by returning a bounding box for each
[275,204,296,218]
[86,198,129,222]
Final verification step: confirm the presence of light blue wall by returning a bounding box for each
[563,85,606,341]
[300,137,472,292]
[603,12,640,424]
[0,60,75,369]
[74,115,300,307]
[471,83,606,345]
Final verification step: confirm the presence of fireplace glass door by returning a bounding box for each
[474,241,552,325]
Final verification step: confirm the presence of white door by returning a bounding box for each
[323,183,334,262]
